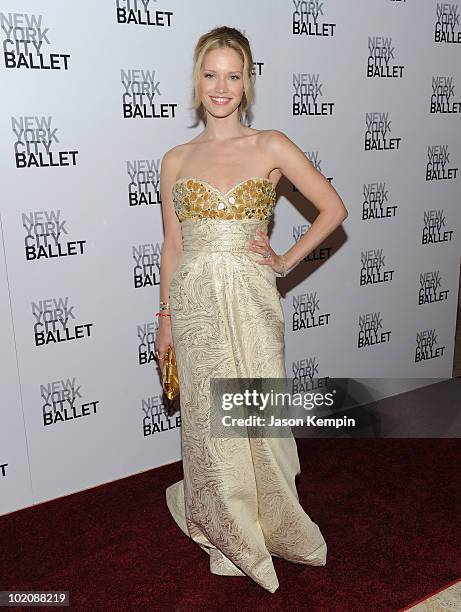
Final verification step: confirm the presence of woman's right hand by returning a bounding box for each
[155,319,174,373]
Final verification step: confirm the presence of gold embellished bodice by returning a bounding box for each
[172,176,276,221]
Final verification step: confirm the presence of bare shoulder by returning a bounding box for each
[256,129,297,160]
[254,130,298,182]
[161,133,208,177]
[161,143,186,164]
[258,129,294,149]
[160,143,188,180]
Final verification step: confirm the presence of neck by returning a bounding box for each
[202,108,246,142]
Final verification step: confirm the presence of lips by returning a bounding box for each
[210,96,231,105]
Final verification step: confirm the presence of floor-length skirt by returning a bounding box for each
[166,218,327,593]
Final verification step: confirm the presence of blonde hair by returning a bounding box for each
[192,26,255,124]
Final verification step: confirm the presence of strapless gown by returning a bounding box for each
[166,176,327,593]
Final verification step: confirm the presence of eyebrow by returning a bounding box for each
[202,69,242,74]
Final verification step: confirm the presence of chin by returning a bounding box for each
[205,103,239,116]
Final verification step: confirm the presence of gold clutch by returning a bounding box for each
[162,346,180,400]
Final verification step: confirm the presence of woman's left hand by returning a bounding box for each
[248,229,285,275]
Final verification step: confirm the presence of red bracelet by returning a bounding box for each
[155,312,171,317]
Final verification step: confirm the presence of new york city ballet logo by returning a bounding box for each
[422,209,454,245]
[1,11,70,69]
[133,242,161,288]
[121,68,178,119]
[415,329,445,363]
[142,395,181,437]
[293,224,331,264]
[32,297,93,347]
[11,116,78,169]
[362,181,398,221]
[115,0,173,27]
[292,72,334,116]
[292,291,330,332]
[360,249,395,287]
[128,158,161,207]
[252,60,264,78]
[291,0,336,36]
[434,3,461,43]
[426,144,458,180]
[41,378,100,426]
[22,209,86,261]
[367,35,404,78]
[291,355,327,393]
[137,320,157,365]
[358,312,391,349]
[430,76,461,114]
[364,112,401,151]
[419,270,449,305]
[292,151,332,192]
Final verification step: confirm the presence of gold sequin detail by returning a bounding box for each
[172,177,276,221]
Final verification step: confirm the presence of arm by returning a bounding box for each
[157,148,183,331]
[266,130,348,273]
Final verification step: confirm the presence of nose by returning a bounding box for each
[215,76,227,93]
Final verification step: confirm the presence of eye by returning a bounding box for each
[230,75,240,80]
[204,73,214,79]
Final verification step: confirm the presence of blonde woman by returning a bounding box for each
[156,26,348,593]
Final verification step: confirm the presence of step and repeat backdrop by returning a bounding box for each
[1,1,460,516]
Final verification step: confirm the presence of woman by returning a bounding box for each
[156,26,348,593]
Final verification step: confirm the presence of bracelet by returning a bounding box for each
[155,312,171,317]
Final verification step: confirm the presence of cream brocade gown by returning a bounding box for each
[166,176,327,593]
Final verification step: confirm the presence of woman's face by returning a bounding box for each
[199,47,244,119]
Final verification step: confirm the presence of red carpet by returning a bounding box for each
[1,439,460,611]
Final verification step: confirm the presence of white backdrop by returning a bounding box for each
[1,0,460,517]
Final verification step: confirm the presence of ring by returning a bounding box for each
[263,251,271,258]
